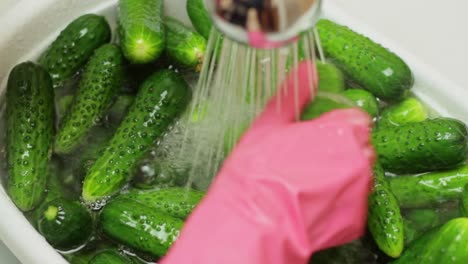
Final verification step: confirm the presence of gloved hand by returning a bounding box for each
[160,61,375,264]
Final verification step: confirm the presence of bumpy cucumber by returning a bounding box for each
[89,251,133,264]
[395,218,468,264]
[39,14,111,88]
[6,62,54,211]
[316,19,413,101]
[165,17,207,71]
[390,165,468,208]
[55,44,124,154]
[301,93,354,120]
[372,118,468,173]
[379,98,428,127]
[37,198,93,250]
[186,0,212,40]
[100,198,183,257]
[392,228,439,264]
[57,95,74,121]
[82,70,191,202]
[461,185,468,216]
[118,0,165,64]
[120,188,204,219]
[107,95,135,126]
[368,164,404,258]
[342,89,379,117]
[317,62,345,93]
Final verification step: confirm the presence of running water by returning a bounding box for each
[151,28,323,191]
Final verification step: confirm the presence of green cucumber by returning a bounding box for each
[89,251,133,264]
[55,44,124,154]
[165,17,207,71]
[301,93,354,120]
[461,185,468,216]
[310,240,377,264]
[37,198,93,250]
[403,220,418,245]
[133,160,188,189]
[100,198,183,258]
[393,227,439,264]
[6,62,54,211]
[82,70,192,202]
[379,98,428,127]
[120,187,204,219]
[186,0,212,40]
[107,95,135,126]
[57,95,74,122]
[316,19,413,101]
[39,14,111,88]
[394,218,468,264]
[372,118,468,173]
[389,165,468,208]
[342,89,379,117]
[118,0,165,64]
[368,163,404,258]
[317,62,345,93]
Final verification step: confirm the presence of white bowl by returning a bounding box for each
[0,0,467,263]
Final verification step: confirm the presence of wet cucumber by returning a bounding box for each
[316,62,345,93]
[379,98,428,128]
[82,70,192,202]
[392,228,439,264]
[118,0,165,64]
[316,19,413,101]
[6,62,55,211]
[164,17,207,71]
[367,164,404,258]
[372,118,468,173]
[462,185,468,216]
[57,95,74,122]
[37,198,93,250]
[89,251,134,264]
[120,188,204,219]
[133,159,189,190]
[100,198,183,258]
[301,93,354,120]
[55,44,124,154]
[342,89,379,118]
[107,95,135,126]
[186,0,212,40]
[39,14,111,88]
[390,165,468,208]
[394,218,468,264]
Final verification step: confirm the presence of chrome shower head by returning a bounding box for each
[205,0,322,49]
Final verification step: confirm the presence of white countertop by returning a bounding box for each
[0,0,467,263]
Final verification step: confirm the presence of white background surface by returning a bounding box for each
[0,0,467,263]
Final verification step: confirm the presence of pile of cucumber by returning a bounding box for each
[1,0,468,263]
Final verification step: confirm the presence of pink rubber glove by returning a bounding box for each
[160,61,375,264]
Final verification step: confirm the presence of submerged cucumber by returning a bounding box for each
[89,251,133,264]
[373,118,468,173]
[392,228,439,264]
[100,198,183,258]
[316,62,345,93]
[82,70,191,202]
[368,164,404,258]
[118,0,165,64]
[55,44,124,154]
[342,89,379,118]
[57,95,74,122]
[39,14,111,88]
[316,19,413,101]
[107,95,135,126]
[165,17,207,71]
[133,160,188,190]
[461,185,468,216]
[120,188,204,219]
[379,98,428,127]
[37,198,93,250]
[186,0,212,40]
[6,62,54,211]
[301,93,354,120]
[390,165,468,208]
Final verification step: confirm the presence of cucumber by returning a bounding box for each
[379,98,428,127]
[317,62,345,93]
[133,160,188,189]
[37,198,93,250]
[310,239,378,264]
[55,44,124,154]
[342,89,379,117]
[118,0,165,64]
[301,93,354,120]
[367,164,404,258]
[57,95,74,122]
[186,0,212,40]
[392,228,439,264]
[82,70,192,202]
[316,19,413,101]
[107,95,135,126]
[89,251,133,264]
[100,198,183,258]
[164,17,207,71]
[403,220,418,245]
[389,165,468,208]
[372,118,468,173]
[394,218,468,264]
[39,14,111,88]
[461,185,468,216]
[6,62,54,211]
[120,188,204,219]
